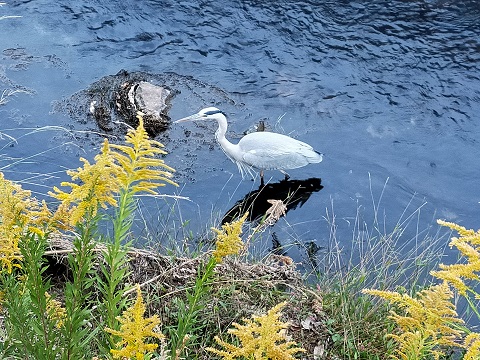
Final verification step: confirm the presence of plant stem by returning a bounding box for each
[100,188,135,348]
[62,215,97,360]
[465,289,480,323]
[20,232,58,359]
[172,256,217,357]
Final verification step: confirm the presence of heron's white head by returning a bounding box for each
[174,107,226,123]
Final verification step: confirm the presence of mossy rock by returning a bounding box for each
[53,69,237,139]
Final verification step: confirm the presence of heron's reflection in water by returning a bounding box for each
[222,178,323,268]
[222,177,323,225]
[222,178,323,261]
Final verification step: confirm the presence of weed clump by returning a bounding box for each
[364,220,480,359]
[364,283,462,359]
[0,115,177,359]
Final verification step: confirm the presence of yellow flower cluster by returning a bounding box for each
[464,332,480,360]
[431,219,480,296]
[105,285,164,360]
[50,140,123,226]
[364,283,463,359]
[110,114,177,194]
[364,220,480,359]
[431,220,480,359]
[0,172,52,272]
[45,292,66,329]
[206,301,305,360]
[211,213,248,263]
[50,116,177,227]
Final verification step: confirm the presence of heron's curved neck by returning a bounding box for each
[214,114,237,155]
[213,114,226,137]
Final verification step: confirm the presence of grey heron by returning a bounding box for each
[175,107,323,184]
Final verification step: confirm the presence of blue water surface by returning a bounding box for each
[0,0,479,268]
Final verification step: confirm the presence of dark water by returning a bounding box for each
[1,1,479,268]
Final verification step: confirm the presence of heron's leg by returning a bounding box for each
[279,170,290,181]
[260,170,265,186]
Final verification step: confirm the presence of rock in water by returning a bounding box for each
[129,81,173,133]
[115,78,175,136]
[53,69,238,143]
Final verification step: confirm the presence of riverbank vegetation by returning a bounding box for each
[1,117,479,359]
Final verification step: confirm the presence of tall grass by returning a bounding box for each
[307,177,449,359]
[363,219,480,359]
[318,176,446,287]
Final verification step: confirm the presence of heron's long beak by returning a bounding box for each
[174,113,202,123]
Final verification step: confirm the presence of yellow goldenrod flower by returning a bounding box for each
[464,332,480,360]
[45,292,66,329]
[212,213,248,263]
[363,282,464,359]
[26,199,53,236]
[105,284,165,360]
[110,115,177,194]
[0,173,29,272]
[50,115,177,227]
[431,263,480,296]
[206,301,305,359]
[0,172,53,272]
[50,139,123,226]
[437,219,477,239]
[431,220,480,295]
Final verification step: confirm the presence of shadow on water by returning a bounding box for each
[222,177,323,225]
[222,177,324,266]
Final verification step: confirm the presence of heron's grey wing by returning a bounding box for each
[238,132,321,170]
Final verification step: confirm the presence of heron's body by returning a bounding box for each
[219,131,321,177]
[175,107,322,182]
